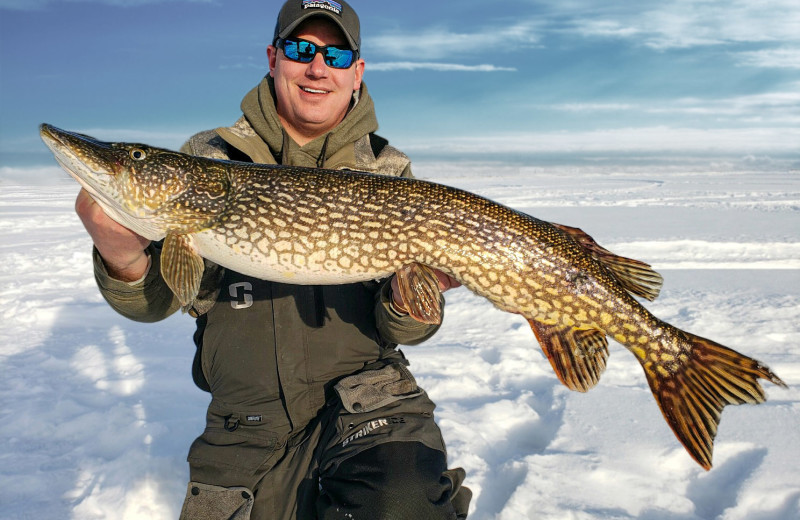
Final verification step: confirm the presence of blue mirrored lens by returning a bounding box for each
[295,40,316,61]
[281,39,354,69]
[324,48,354,68]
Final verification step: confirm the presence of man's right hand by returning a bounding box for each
[75,188,152,282]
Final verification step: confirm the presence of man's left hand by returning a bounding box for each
[390,268,460,315]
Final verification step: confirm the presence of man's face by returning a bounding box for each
[268,18,365,144]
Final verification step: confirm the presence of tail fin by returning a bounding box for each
[645,331,786,470]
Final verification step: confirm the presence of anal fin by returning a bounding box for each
[528,319,609,392]
[551,222,664,301]
[395,263,443,324]
[161,233,205,308]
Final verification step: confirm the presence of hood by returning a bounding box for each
[239,75,379,168]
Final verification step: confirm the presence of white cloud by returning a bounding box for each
[672,90,800,115]
[364,20,539,73]
[364,1,800,71]
[0,0,212,9]
[735,47,800,69]
[401,126,800,155]
[367,22,543,60]
[545,103,638,112]
[571,19,643,40]
[368,62,516,72]
[536,89,800,124]
[555,0,800,50]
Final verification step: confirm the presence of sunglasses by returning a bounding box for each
[276,38,358,69]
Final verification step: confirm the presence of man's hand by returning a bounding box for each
[75,188,151,282]
[390,268,461,315]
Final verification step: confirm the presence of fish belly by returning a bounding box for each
[191,228,396,285]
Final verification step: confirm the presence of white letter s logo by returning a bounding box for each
[229,282,253,309]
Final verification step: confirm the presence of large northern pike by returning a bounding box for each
[40,123,785,470]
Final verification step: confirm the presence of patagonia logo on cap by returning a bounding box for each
[302,0,342,15]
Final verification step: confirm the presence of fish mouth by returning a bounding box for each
[40,124,120,179]
[39,124,160,238]
[39,124,121,203]
[40,124,112,157]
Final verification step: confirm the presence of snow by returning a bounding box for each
[1,163,798,519]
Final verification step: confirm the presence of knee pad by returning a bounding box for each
[179,482,254,520]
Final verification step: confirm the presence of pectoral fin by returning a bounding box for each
[528,319,609,392]
[161,233,205,308]
[395,263,443,324]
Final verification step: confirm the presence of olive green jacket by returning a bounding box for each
[93,77,442,433]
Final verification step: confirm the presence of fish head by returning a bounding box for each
[40,124,230,240]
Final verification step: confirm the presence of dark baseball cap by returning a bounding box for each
[273,0,361,51]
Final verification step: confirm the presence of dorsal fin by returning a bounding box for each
[527,319,609,392]
[551,222,663,301]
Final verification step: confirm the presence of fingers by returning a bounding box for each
[74,187,95,217]
[74,189,152,282]
[75,188,147,243]
[434,271,461,291]
[76,188,120,235]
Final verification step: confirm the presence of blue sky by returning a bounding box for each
[1,0,799,170]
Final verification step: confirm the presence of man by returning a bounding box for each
[75,1,471,518]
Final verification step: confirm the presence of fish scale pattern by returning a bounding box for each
[40,123,786,470]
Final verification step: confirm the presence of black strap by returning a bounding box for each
[192,314,212,392]
[369,133,389,158]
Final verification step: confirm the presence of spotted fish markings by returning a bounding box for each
[40,123,786,470]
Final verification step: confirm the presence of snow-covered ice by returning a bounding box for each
[1,163,798,519]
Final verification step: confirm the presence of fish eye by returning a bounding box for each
[130,148,146,161]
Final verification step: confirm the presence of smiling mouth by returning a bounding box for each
[301,86,329,94]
